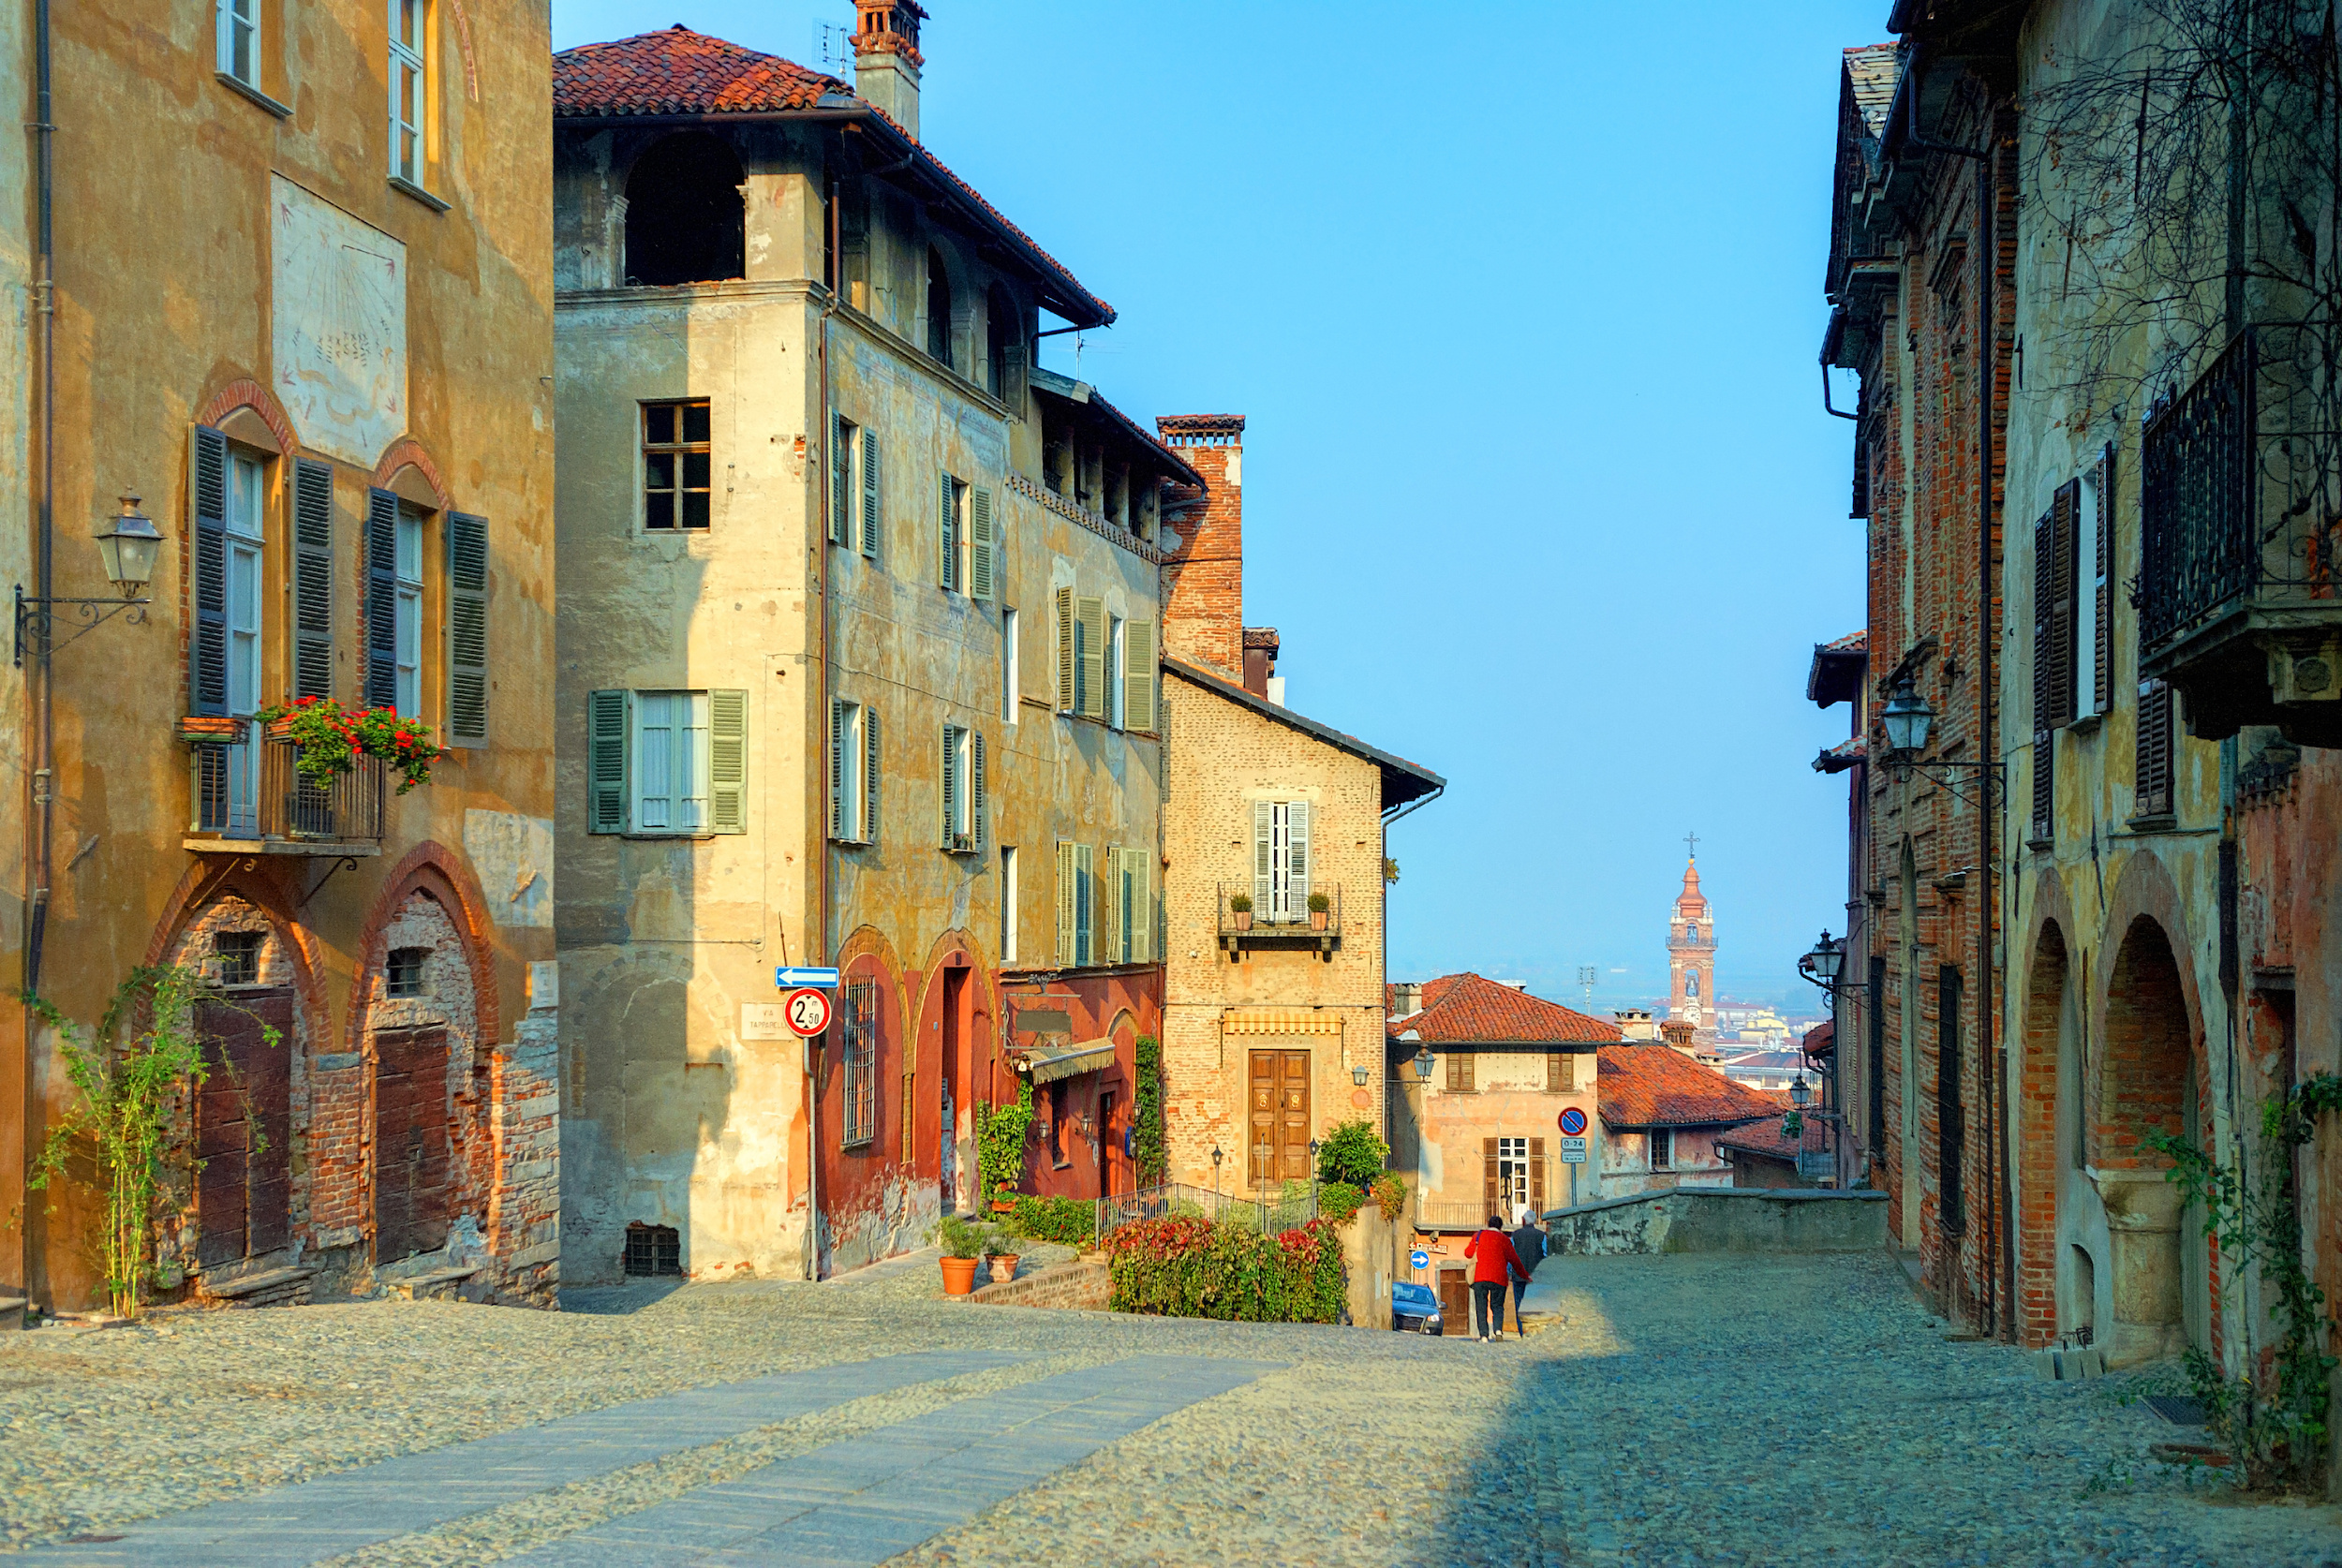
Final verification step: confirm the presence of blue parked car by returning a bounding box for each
[1392,1281,1443,1335]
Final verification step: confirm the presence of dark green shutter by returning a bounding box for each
[938,473,956,590]
[189,426,230,716]
[830,699,847,838]
[364,489,399,710]
[708,689,747,833]
[969,486,994,601]
[446,512,489,746]
[588,689,630,833]
[291,459,335,702]
[971,728,986,850]
[939,722,958,848]
[859,429,881,559]
[830,415,852,546]
[863,704,881,843]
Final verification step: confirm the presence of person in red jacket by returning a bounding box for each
[1463,1215,1526,1342]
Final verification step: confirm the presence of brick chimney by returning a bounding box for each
[853,1,927,141]
[1241,627,1280,699]
[1659,1019,1697,1056]
[1156,414,1245,679]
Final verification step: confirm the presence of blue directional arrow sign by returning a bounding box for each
[1409,1250,1430,1270]
[774,967,841,989]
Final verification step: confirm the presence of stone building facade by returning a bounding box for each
[5,0,559,1312]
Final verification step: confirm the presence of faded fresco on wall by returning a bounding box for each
[271,174,407,466]
[464,809,555,928]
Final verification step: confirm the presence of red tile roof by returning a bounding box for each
[554,26,844,117]
[1596,1044,1784,1130]
[1393,972,1619,1045]
[1803,1020,1834,1056]
[1717,1112,1831,1161]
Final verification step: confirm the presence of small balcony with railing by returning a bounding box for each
[2140,323,2342,746]
[1216,882,1341,962]
[182,724,387,855]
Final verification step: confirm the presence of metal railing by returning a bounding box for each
[1095,1180,1320,1242]
[1415,1199,1498,1232]
[195,731,386,844]
[2142,322,2342,656]
[1215,883,1341,960]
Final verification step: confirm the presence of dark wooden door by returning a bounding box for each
[1248,1050,1311,1187]
[1439,1265,1472,1336]
[375,1026,452,1262]
[194,990,294,1267]
[1098,1089,1117,1198]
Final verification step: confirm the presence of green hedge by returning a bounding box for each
[1101,1216,1346,1323]
[1005,1193,1095,1248]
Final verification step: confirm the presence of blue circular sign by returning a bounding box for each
[1409,1250,1430,1270]
[1559,1106,1588,1136]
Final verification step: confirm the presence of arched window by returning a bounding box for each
[1686,972,1700,998]
[926,247,954,367]
[986,283,1017,398]
[624,132,745,288]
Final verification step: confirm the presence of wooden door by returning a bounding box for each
[1439,1265,1472,1336]
[1248,1050,1311,1187]
[194,990,294,1267]
[375,1026,452,1262]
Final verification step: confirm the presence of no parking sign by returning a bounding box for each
[1558,1106,1588,1136]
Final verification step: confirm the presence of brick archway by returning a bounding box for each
[195,378,302,454]
[345,842,500,1058]
[2018,916,2069,1347]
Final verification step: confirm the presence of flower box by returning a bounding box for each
[177,715,243,747]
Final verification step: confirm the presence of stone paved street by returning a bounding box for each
[3,1251,2338,1566]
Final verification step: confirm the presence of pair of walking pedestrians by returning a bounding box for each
[1462,1211,1548,1341]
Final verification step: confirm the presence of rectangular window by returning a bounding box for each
[1001,607,1019,724]
[1251,800,1312,923]
[388,0,427,185]
[215,930,263,987]
[1107,615,1126,729]
[386,947,427,998]
[1000,845,1018,964]
[1650,1128,1674,1171]
[1056,840,1093,967]
[1445,1051,1475,1092]
[939,723,984,851]
[225,451,267,835]
[393,505,424,717]
[1495,1136,1531,1218]
[828,699,881,844]
[938,473,965,591]
[1548,1052,1572,1092]
[643,401,712,530]
[840,979,878,1147]
[217,0,259,85]
[632,690,710,831]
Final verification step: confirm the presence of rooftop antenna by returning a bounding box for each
[1578,966,1596,1010]
[813,18,854,78]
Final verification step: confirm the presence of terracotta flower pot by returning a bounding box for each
[1310,910,1329,930]
[940,1255,981,1295]
[178,714,245,746]
[990,1196,1016,1214]
[1232,910,1253,931]
[987,1254,1019,1284]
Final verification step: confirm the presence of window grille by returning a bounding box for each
[841,980,878,1147]
[215,931,263,987]
[624,1222,681,1277]
[386,947,427,998]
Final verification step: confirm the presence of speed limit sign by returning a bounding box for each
[783,986,833,1038]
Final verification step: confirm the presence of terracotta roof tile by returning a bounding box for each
[1401,973,1619,1046]
[554,26,844,117]
[1717,1112,1831,1161]
[1595,1044,1784,1130]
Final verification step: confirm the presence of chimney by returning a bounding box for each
[1242,627,1280,698]
[1155,414,1245,678]
[1614,1008,1657,1042]
[852,1,927,141]
[1659,1020,1697,1056]
[1388,982,1422,1019]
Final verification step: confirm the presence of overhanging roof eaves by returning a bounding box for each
[1029,368,1207,489]
[1163,658,1445,810]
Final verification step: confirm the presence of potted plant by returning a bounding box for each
[931,1214,986,1295]
[1308,891,1331,931]
[254,695,444,794]
[1229,893,1253,931]
[989,1185,1016,1214]
[986,1224,1020,1284]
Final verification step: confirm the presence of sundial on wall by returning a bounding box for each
[272,176,408,468]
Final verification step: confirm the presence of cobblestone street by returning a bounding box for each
[2,1252,2337,1566]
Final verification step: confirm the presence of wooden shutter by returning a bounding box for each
[189,426,230,716]
[2094,443,2115,715]
[1076,597,1106,718]
[1055,587,1075,712]
[2051,480,2079,726]
[1548,1052,1569,1091]
[939,722,959,848]
[1483,1136,1499,1216]
[1253,800,1274,914]
[971,729,986,850]
[2030,504,2055,844]
[291,458,335,702]
[1130,848,1152,964]
[446,512,489,746]
[364,488,400,710]
[1101,848,1123,963]
[863,704,881,844]
[829,700,848,839]
[830,415,852,546]
[588,689,630,833]
[860,428,882,558]
[1287,799,1311,911]
[969,486,994,601]
[1529,1138,1546,1214]
[938,473,956,589]
[1056,840,1077,967]
[2137,678,2175,818]
[1124,619,1155,732]
[708,689,747,833]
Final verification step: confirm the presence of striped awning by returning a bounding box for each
[1022,1038,1115,1084]
[1220,1008,1342,1036]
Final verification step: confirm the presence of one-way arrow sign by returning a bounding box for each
[774,967,841,989]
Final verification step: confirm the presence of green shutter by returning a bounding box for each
[1075,844,1094,966]
[588,689,630,833]
[938,472,956,590]
[969,485,995,601]
[1123,618,1155,732]
[708,689,747,833]
[189,426,230,716]
[830,415,852,546]
[1130,848,1153,964]
[446,512,490,747]
[863,703,881,844]
[860,429,881,559]
[971,729,986,850]
[1055,586,1075,712]
[364,488,400,710]
[1056,839,1077,967]
[1076,596,1105,718]
[940,722,959,848]
[291,459,335,702]
[830,699,847,839]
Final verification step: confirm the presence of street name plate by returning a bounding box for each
[1561,1149,1587,1163]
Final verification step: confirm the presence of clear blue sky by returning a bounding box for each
[550,1,1889,1012]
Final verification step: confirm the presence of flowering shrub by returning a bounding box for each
[1371,1173,1409,1222]
[257,696,442,793]
[1006,1193,1095,1248]
[1317,1181,1366,1225]
[1102,1215,1346,1324]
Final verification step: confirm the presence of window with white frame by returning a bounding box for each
[586,688,748,836]
[225,451,267,835]
[1496,1136,1531,1219]
[393,504,424,717]
[840,978,878,1147]
[1107,614,1125,729]
[1001,607,1019,724]
[217,0,259,85]
[1650,1127,1674,1171]
[633,690,710,831]
[939,723,984,852]
[829,698,880,844]
[388,0,427,185]
[1250,800,1311,924]
[999,845,1019,964]
[1056,840,1093,967]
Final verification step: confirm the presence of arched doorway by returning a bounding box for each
[2019,920,2081,1346]
[624,131,745,287]
[2096,915,2210,1365]
[362,888,487,1269]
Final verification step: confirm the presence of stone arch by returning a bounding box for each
[823,925,915,1273]
[624,130,745,287]
[370,436,451,511]
[196,377,302,455]
[922,233,978,375]
[912,926,995,1211]
[2018,913,2070,1346]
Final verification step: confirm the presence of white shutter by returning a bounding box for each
[708,689,747,834]
[1253,801,1273,917]
[1055,587,1075,712]
[1131,850,1153,963]
[1076,597,1105,718]
[1056,840,1077,967]
[1123,619,1155,732]
[1288,799,1311,915]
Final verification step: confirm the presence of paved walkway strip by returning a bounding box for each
[497,1354,1286,1567]
[19,1351,1025,1568]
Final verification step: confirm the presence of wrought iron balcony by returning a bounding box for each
[2140,323,2342,746]
[1216,882,1341,962]
[185,728,387,853]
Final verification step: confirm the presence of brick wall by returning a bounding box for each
[970,1256,1109,1310]
[1156,416,1244,678]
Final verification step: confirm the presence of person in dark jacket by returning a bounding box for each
[1462,1216,1525,1342]
[1507,1214,1546,1333]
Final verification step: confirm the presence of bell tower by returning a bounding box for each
[1666,836,1715,1041]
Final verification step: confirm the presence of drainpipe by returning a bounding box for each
[20,0,57,1300]
[804,170,843,1281]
